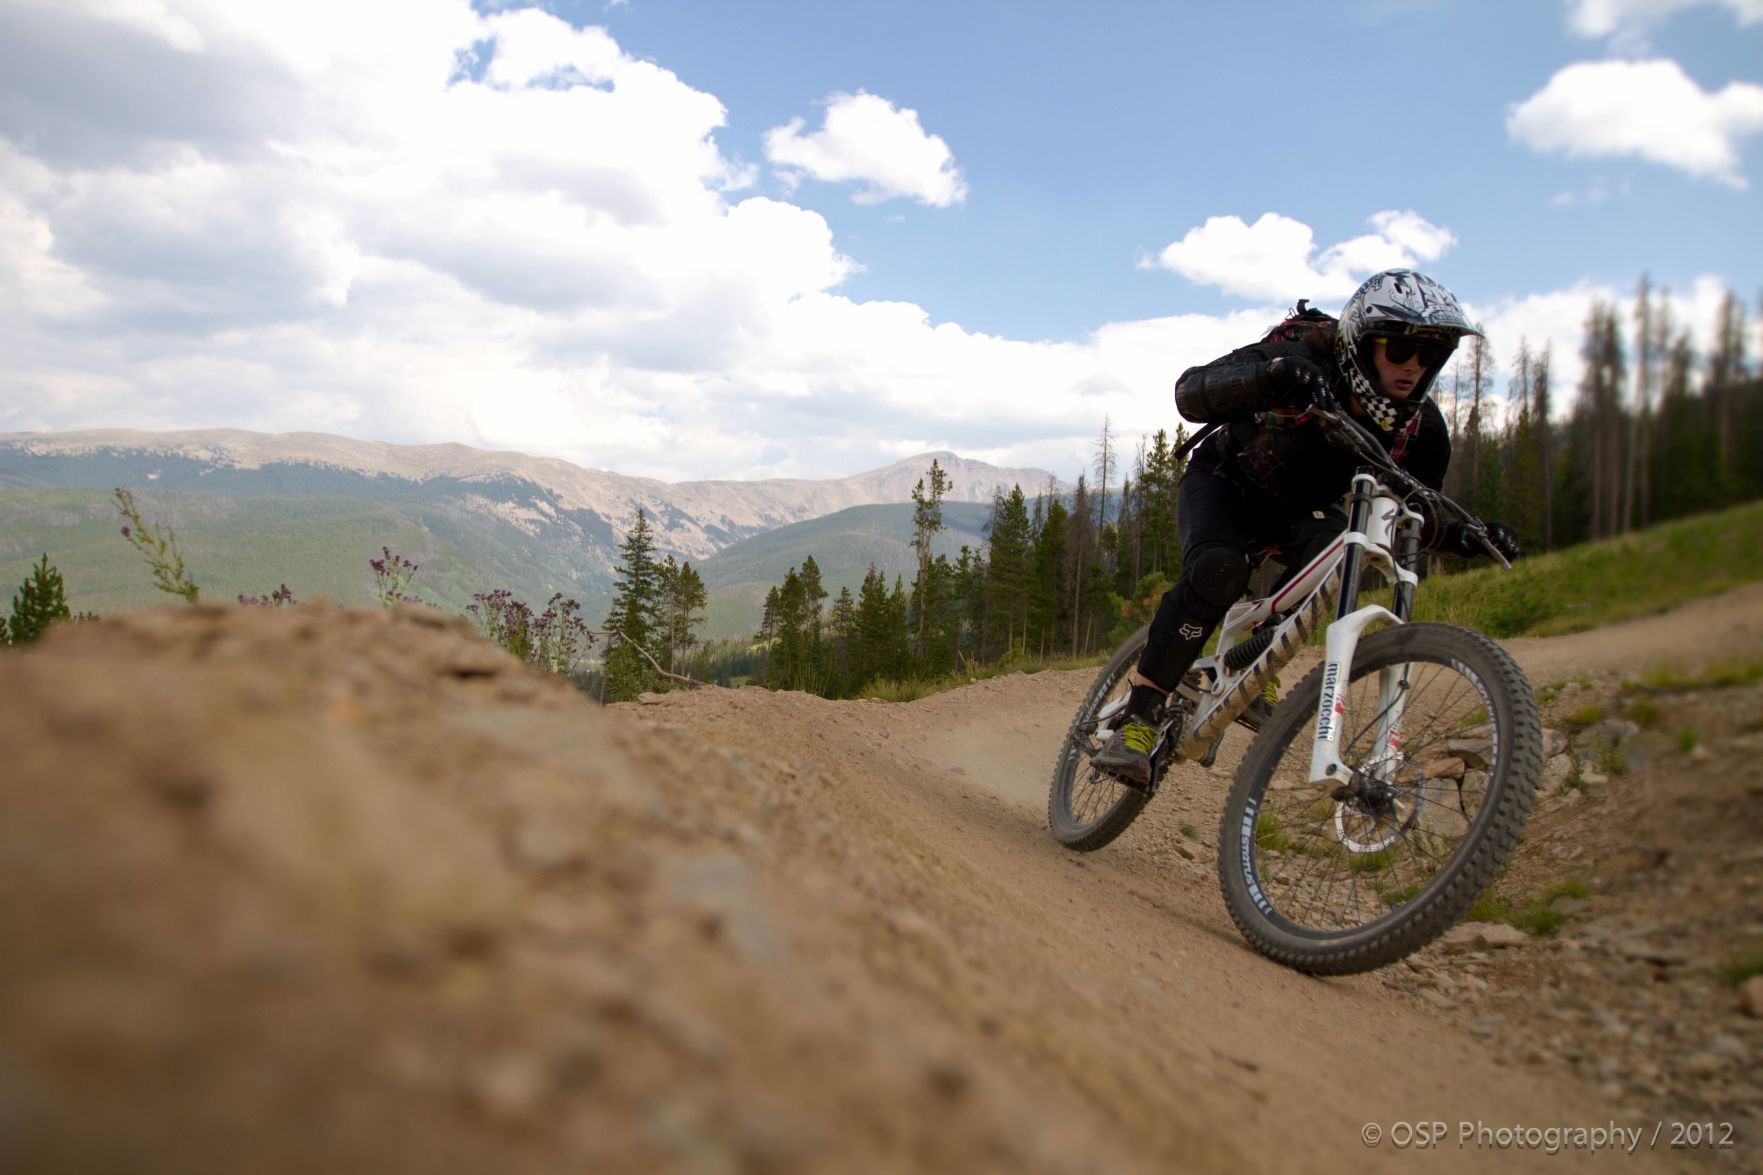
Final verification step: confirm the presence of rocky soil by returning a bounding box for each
[2,584,1760,1173]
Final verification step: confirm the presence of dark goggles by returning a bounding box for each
[1371,334,1456,367]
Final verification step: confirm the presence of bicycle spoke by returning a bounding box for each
[1239,636,1514,936]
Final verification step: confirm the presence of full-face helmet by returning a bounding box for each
[1336,269,1481,431]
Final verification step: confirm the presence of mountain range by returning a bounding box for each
[0,429,1059,633]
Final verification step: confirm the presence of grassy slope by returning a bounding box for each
[1404,500,1763,638]
[0,489,562,616]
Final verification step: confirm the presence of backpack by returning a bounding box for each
[1172,300,1335,461]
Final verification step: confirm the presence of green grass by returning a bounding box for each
[1254,813,1292,853]
[1378,879,1428,906]
[857,648,1110,703]
[0,487,611,618]
[1677,729,1701,753]
[1463,875,1593,936]
[1180,823,1198,840]
[1629,659,1763,692]
[1391,501,1763,638]
[1563,703,1606,729]
[1626,697,1662,730]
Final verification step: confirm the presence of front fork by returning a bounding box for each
[1307,476,1424,788]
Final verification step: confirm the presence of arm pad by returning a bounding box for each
[1174,363,1275,422]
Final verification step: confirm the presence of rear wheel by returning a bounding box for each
[1048,625,1155,851]
[1217,623,1540,974]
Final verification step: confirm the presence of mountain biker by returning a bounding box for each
[1093,268,1522,787]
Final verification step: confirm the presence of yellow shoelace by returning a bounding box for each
[1120,721,1158,753]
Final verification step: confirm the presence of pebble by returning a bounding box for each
[1739,976,1763,1018]
[1440,922,1531,951]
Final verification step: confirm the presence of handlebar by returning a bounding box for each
[1306,396,1513,571]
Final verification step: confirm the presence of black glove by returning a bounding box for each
[1262,356,1332,410]
[1444,520,1522,560]
[1485,521,1522,561]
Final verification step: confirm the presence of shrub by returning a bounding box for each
[369,547,422,608]
[466,589,594,675]
[6,555,92,646]
[114,488,200,602]
[1563,703,1605,729]
[239,584,298,607]
[1626,697,1661,729]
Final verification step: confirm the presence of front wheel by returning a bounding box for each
[1217,623,1540,974]
[1048,625,1154,851]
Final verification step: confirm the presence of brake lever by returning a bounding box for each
[1468,521,1514,571]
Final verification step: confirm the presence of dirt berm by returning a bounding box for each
[3,587,1760,1173]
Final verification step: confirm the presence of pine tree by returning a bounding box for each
[1065,473,1092,655]
[827,585,858,695]
[1648,329,1722,520]
[908,460,949,657]
[1505,341,1544,552]
[1465,336,1493,509]
[1138,428,1184,578]
[952,545,986,670]
[759,558,828,692]
[601,509,664,701]
[854,565,894,688]
[1093,416,1114,565]
[656,556,708,674]
[7,555,74,646]
[1707,290,1750,494]
[983,485,1033,658]
[1629,275,1654,531]
[1533,344,1556,551]
[1028,496,1069,659]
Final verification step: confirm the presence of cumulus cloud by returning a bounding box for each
[0,3,1197,482]
[763,91,967,207]
[4,3,1740,489]
[1567,0,1763,47]
[1150,210,1458,302]
[1508,59,1763,187]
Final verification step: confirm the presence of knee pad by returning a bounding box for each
[1184,543,1251,617]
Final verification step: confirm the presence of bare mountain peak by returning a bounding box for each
[1,428,1064,559]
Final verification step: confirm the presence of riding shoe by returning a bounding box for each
[1093,719,1158,788]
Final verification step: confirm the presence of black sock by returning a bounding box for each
[1124,683,1165,724]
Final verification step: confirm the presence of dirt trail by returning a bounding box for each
[3,588,1760,1173]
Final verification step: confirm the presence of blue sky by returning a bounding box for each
[1,0,1759,485]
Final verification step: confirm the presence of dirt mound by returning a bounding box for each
[4,592,1758,1172]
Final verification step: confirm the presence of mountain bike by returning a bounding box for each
[1046,401,1541,974]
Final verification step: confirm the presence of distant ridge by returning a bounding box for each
[0,429,1063,625]
[2,429,1060,559]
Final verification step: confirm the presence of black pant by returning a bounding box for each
[1136,467,1346,689]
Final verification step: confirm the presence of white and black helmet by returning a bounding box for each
[1336,269,1482,431]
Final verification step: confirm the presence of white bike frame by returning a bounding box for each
[1170,472,1424,780]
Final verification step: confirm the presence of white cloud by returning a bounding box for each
[2,4,1748,490]
[763,91,967,207]
[1508,59,1763,187]
[1149,210,1457,302]
[1567,0,1763,45]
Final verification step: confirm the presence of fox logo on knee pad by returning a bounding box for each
[1178,623,1205,640]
